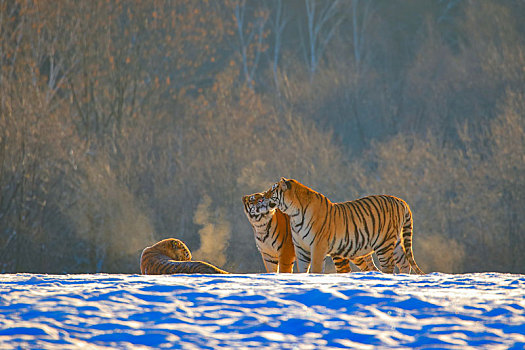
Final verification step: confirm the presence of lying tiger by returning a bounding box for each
[243,192,378,273]
[261,178,424,274]
[140,238,229,275]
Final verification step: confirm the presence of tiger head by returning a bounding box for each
[242,192,274,221]
[153,238,192,261]
[264,177,295,213]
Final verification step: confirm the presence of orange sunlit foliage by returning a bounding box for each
[0,0,238,272]
[1,0,524,274]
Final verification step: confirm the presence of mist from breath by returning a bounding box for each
[193,195,231,267]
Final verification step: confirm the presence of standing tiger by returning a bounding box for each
[262,178,424,274]
[243,192,378,273]
[242,193,296,273]
[140,238,229,275]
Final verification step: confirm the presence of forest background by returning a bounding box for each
[1,0,524,274]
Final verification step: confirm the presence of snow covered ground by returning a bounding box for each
[0,272,523,349]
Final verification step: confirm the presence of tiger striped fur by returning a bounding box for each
[140,238,229,275]
[243,193,296,273]
[263,178,424,274]
[243,192,379,273]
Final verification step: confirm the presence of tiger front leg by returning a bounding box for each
[261,252,279,273]
[310,244,328,274]
[277,232,296,273]
[278,251,295,274]
[294,246,311,273]
[296,257,310,273]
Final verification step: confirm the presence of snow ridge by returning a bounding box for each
[0,272,524,349]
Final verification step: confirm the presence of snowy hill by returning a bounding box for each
[0,272,524,349]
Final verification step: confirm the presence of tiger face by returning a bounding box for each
[242,192,273,220]
[265,178,293,212]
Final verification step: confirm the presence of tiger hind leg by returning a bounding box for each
[375,240,397,274]
[331,255,351,273]
[394,239,411,273]
[352,253,379,272]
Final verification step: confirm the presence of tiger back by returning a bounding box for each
[264,178,424,274]
[140,238,229,275]
[242,193,295,273]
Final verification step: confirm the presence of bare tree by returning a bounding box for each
[269,0,288,92]
[233,0,269,87]
[349,0,373,67]
[302,0,342,79]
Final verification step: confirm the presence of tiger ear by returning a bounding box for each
[280,177,291,191]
